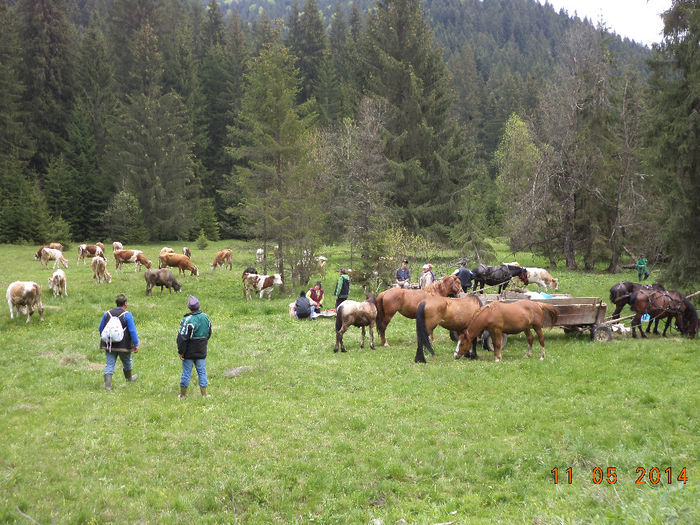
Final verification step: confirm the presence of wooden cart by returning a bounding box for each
[479,292,613,341]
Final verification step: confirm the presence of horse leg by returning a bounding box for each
[611,302,624,320]
[335,323,349,353]
[524,329,534,358]
[662,316,672,337]
[378,312,393,347]
[493,330,504,361]
[360,326,365,349]
[535,326,546,360]
[369,321,375,350]
[469,337,478,359]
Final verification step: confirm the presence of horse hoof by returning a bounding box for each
[382,343,390,348]
[333,349,339,353]
[415,356,427,363]
[495,358,501,362]
[341,349,347,353]
[540,356,545,360]
[370,345,375,350]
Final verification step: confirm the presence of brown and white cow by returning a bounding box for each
[243,272,283,300]
[77,244,104,264]
[159,247,175,267]
[182,247,191,258]
[112,241,123,251]
[211,249,233,271]
[6,281,44,323]
[48,269,67,297]
[161,253,199,276]
[114,249,151,272]
[39,247,69,270]
[91,256,112,284]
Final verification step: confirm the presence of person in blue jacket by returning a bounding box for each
[98,294,139,391]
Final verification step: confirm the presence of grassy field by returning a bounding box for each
[0,241,697,524]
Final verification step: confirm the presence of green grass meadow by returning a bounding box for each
[0,241,697,523]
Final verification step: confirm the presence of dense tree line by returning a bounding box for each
[0,0,696,289]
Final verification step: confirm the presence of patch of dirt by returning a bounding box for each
[223,366,255,377]
[59,354,87,366]
[87,363,104,371]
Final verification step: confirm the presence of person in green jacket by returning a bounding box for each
[334,268,350,308]
[636,255,648,281]
[177,295,212,398]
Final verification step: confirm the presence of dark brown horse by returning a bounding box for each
[609,281,665,319]
[472,264,529,293]
[375,274,463,347]
[455,301,558,362]
[631,289,697,339]
[334,291,378,353]
[414,294,484,363]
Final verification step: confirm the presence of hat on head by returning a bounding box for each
[402,259,408,264]
[339,267,346,273]
[187,295,200,310]
[422,264,430,270]
[315,281,322,286]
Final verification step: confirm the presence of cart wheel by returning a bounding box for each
[591,325,612,342]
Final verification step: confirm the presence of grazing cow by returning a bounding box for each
[514,267,559,291]
[145,268,182,296]
[48,269,67,297]
[182,247,191,258]
[6,281,44,323]
[91,256,112,284]
[159,247,175,267]
[211,249,233,271]
[161,253,199,276]
[256,248,264,264]
[114,249,150,271]
[112,241,123,251]
[39,247,69,270]
[243,272,283,300]
[77,244,104,264]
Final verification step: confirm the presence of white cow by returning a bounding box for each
[256,248,264,264]
[48,269,67,297]
[40,247,69,270]
[525,267,559,291]
[6,281,44,322]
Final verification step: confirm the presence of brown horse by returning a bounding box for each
[414,294,484,363]
[630,289,697,339]
[375,274,463,347]
[334,291,378,353]
[455,301,559,362]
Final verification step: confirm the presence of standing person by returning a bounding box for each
[98,293,139,391]
[292,290,312,319]
[454,261,474,293]
[177,295,212,399]
[334,268,350,308]
[308,281,324,316]
[419,264,436,289]
[636,254,649,281]
[395,259,411,288]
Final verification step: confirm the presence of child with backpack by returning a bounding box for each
[98,294,140,391]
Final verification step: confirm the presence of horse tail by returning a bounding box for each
[629,291,639,312]
[335,305,344,333]
[539,303,559,325]
[375,292,386,333]
[415,301,434,356]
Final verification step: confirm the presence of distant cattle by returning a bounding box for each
[6,281,44,323]
[112,241,123,251]
[145,268,182,296]
[38,247,69,270]
[33,243,63,260]
[160,247,175,255]
[114,249,151,272]
[256,248,264,264]
[243,272,283,300]
[91,256,112,284]
[48,269,67,297]
[211,249,233,271]
[182,247,191,258]
[77,244,103,264]
[521,268,558,291]
[161,253,199,276]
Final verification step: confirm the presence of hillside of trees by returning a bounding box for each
[1,0,697,289]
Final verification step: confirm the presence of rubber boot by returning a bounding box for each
[200,386,208,398]
[179,386,187,399]
[124,369,138,382]
[104,374,113,391]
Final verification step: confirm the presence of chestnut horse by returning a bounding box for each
[455,301,558,362]
[414,294,484,363]
[334,291,378,353]
[630,289,697,339]
[609,281,665,319]
[375,274,463,347]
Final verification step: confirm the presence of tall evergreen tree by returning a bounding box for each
[361,0,470,235]
[647,0,700,288]
[287,0,328,105]
[16,0,77,175]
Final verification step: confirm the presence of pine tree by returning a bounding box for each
[287,0,328,105]
[647,0,700,288]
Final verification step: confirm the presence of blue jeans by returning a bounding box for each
[105,351,132,375]
[181,359,207,387]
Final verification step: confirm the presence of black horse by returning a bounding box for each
[609,281,665,320]
[471,264,528,293]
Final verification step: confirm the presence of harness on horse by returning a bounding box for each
[639,289,683,314]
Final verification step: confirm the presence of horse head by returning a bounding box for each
[444,274,463,296]
[681,298,698,339]
[518,267,529,285]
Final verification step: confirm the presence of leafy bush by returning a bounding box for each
[196,229,208,250]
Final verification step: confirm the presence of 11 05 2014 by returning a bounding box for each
[551,466,688,485]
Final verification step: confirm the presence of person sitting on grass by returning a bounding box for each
[308,281,324,316]
[292,290,312,320]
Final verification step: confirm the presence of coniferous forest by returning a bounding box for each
[0,0,698,288]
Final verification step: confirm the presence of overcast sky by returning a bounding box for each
[536,0,671,46]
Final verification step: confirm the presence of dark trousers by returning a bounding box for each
[335,297,347,309]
